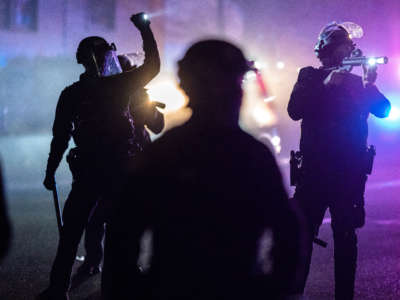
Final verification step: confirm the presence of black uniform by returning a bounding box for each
[109,114,302,299]
[44,25,160,295]
[288,66,390,299]
[81,93,164,274]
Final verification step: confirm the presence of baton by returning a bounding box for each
[51,184,84,262]
[52,184,63,235]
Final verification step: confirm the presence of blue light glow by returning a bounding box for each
[373,93,400,130]
[387,106,400,121]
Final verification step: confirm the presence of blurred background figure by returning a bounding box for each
[110,39,303,300]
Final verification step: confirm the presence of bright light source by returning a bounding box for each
[387,106,400,121]
[146,81,187,112]
[376,57,385,64]
[271,135,281,147]
[143,14,149,20]
[245,71,257,81]
[276,61,285,69]
[254,61,267,70]
[263,96,276,103]
[251,104,277,127]
[368,57,377,66]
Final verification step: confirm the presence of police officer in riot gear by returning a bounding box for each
[288,22,391,300]
[72,54,164,286]
[38,12,160,300]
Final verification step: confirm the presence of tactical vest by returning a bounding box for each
[68,78,141,157]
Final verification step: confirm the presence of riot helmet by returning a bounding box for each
[76,36,122,77]
[314,22,363,61]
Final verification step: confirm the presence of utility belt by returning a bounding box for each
[66,147,113,180]
[66,143,139,179]
[290,145,376,187]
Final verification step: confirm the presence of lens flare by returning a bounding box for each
[368,57,377,66]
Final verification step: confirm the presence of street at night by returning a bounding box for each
[0,137,399,299]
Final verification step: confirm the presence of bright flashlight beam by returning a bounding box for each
[143,14,149,20]
[376,57,386,64]
[368,57,377,66]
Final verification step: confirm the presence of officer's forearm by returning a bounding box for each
[288,83,308,121]
[139,26,161,81]
[46,136,68,176]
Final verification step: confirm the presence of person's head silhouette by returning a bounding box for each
[178,40,250,123]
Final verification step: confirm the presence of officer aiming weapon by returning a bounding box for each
[325,48,388,72]
[315,22,388,73]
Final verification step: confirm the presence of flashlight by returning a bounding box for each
[367,57,387,66]
[342,56,388,67]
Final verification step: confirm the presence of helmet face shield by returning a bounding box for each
[100,45,123,77]
[80,39,122,77]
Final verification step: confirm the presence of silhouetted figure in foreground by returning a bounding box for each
[71,55,164,288]
[288,22,391,300]
[0,162,11,263]
[38,12,160,300]
[110,40,302,300]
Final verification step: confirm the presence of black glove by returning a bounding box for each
[130,12,150,29]
[43,173,56,191]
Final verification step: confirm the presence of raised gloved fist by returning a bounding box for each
[43,174,56,191]
[130,12,150,29]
